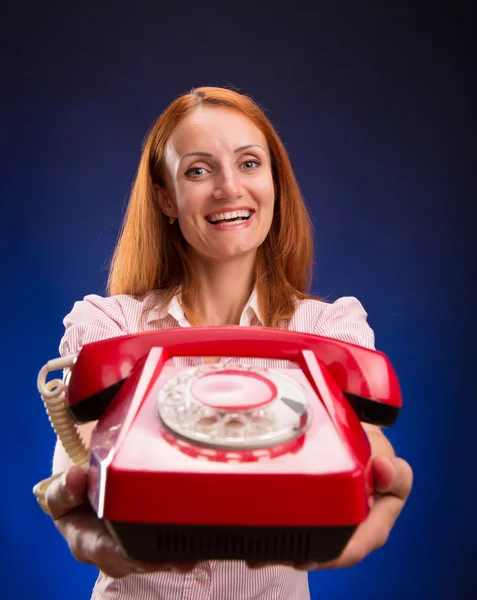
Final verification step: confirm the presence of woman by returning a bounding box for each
[39,86,413,600]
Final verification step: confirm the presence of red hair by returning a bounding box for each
[108,87,315,327]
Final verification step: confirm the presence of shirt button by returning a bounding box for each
[195,569,206,583]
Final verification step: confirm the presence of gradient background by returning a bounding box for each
[1,2,475,599]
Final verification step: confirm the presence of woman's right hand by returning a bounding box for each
[44,465,198,578]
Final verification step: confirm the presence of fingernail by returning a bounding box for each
[61,471,75,503]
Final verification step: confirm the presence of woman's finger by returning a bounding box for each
[334,492,404,567]
[56,506,198,577]
[45,466,87,520]
[374,456,414,499]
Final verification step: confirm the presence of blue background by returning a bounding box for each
[1,2,475,598]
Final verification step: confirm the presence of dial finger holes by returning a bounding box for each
[221,414,248,438]
[196,413,219,433]
[250,411,274,432]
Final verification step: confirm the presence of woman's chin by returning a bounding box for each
[193,245,259,264]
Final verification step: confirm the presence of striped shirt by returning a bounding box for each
[56,288,375,600]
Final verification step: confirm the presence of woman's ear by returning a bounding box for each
[154,183,177,219]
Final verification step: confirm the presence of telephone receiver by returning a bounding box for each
[65,325,401,426]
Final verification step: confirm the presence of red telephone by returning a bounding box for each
[37,326,401,563]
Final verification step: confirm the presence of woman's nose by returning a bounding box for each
[212,169,242,201]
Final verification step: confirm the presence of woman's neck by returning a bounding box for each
[186,252,256,326]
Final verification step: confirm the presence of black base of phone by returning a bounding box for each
[107,521,356,563]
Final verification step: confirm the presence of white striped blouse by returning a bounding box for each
[55,288,376,600]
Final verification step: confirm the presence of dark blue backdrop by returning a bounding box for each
[1,2,475,599]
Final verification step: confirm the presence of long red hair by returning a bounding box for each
[108,87,315,328]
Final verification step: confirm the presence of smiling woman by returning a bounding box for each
[108,87,314,327]
[39,86,413,600]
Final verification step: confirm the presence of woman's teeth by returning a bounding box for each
[206,210,253,225]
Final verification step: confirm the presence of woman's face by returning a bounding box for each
[160,106,275,262]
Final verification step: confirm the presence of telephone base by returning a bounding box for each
[107,521,356,563]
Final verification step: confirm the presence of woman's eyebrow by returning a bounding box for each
[234,144,265,153]
[181,144,265,161]
[181,151,213,160]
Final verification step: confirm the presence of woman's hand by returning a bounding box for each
[44,465,198,578]
[247,444,413,571]
[290,454,413,571]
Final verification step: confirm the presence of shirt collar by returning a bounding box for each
[146,292,187,325]
[146,286,263,326]
[239,287,262,326]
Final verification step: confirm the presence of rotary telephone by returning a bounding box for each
[36,326,401,563]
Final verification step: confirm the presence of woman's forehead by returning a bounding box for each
[167,106,268,155]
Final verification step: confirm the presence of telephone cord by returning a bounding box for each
[33,357,89,513]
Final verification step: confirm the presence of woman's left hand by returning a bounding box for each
[292,454,413,571]
[247,452,413,572]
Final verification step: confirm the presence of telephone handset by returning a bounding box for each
[37,326,402,564]
[65,325,401,425]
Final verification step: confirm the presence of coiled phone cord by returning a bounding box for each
[33,355,89,513]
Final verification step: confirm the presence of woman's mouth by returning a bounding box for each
[205,209,255,227]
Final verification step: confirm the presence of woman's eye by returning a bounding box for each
[241,160,260,170]
[186,167,207,178]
